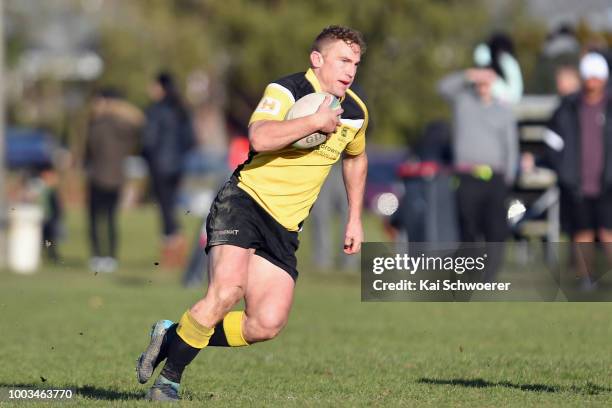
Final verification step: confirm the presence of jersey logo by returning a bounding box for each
[255,97,281,115]
[340,127,348,139]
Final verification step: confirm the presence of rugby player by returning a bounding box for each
[136,25,369,401]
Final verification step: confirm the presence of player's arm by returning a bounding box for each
[342,150,367,254]
[249,96,342,152]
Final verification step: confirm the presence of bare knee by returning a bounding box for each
[244,312,288,343]
[212,286,245,312]
[192,285,244,320]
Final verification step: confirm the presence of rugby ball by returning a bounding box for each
[285,92,341,149]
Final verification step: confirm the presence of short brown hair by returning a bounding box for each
[312,25,366,55]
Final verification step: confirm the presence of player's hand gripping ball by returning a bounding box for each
[286,92,341,149]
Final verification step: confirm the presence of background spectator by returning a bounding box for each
[390,120,459,243]
[438,66,519,281]
[40,167,63,264]
[473,32,524,105]
[142,72,195,269]
[546,52,612,290]
[532,24,581,94]
[85,88,143,273]
[555,64,581,96]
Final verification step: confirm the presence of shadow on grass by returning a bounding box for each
[417,378,612,395]
[0,383,143,401]
[77,385,144,400]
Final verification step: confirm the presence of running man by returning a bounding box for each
[136,25,369,401]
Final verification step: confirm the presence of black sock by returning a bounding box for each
[207,322,230,346]
[206,311,248,347]
[160,334,201,383]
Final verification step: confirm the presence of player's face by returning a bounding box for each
[313,40,361,97]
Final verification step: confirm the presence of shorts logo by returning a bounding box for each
[215,229,239,235]
[209,229,239,243]
[254,97,281,115]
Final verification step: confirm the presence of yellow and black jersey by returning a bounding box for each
[235,68,369,231]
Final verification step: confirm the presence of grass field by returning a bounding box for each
[1,207,611,407]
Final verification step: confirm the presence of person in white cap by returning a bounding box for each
[547,52,612,290]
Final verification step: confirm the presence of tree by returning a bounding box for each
[96,0,495,145]
[200,0,489,144]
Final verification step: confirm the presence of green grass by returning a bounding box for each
[1,207,611,407]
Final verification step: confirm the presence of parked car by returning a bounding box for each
[6,127,56,169]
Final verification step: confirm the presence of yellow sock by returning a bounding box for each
[176,310,214,349]
[223,311,249,347]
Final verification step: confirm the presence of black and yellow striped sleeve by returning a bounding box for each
[249,83,295,125]
[344,89,368,156]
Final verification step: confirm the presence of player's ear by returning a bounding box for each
[310,51,324,68]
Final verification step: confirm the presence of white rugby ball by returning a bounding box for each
[285,92,341,149]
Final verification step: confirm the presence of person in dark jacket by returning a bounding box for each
[546,52,612,289]
[85,88,143,272]
[143,72,195,268]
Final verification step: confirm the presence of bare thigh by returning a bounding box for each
[189,245,253,327]
[242,254,296,343]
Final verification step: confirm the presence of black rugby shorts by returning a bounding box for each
[205,177,299,280]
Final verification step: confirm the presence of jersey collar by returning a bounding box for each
[305,68,322,92]
[305,68,346,103]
